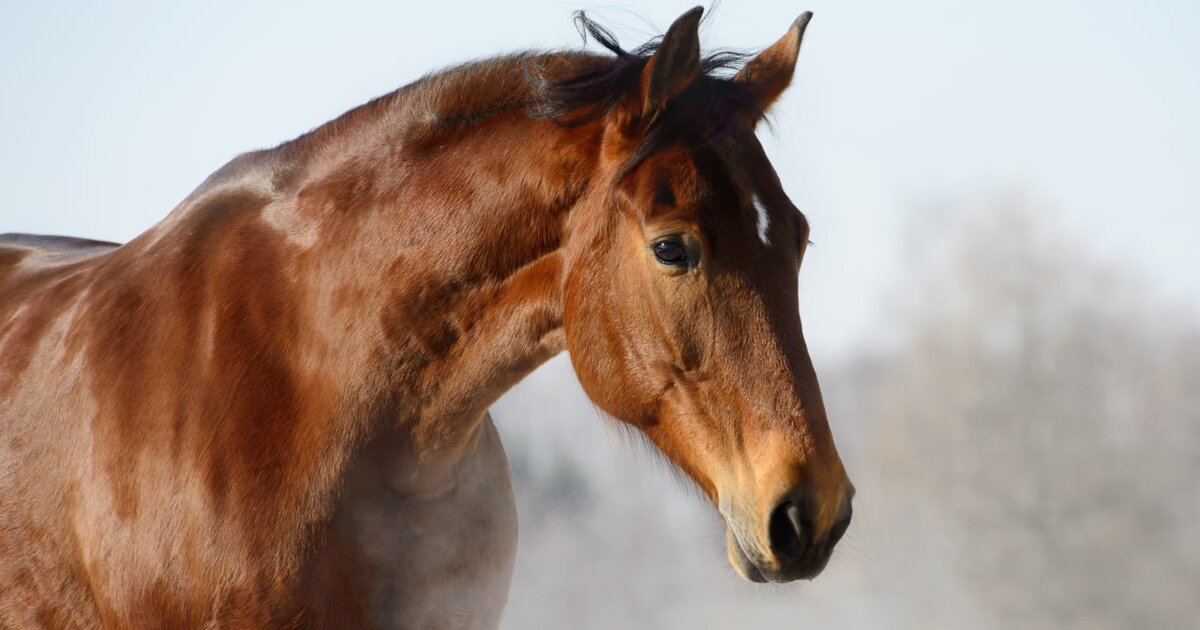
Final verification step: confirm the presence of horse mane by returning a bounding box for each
[528,12,754,174]
[203,13,755,194]
[528,12,751,122]
[302,12,754,157]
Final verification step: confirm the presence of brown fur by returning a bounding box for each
[0,8,850,628]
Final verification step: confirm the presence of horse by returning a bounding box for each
[0,7,853,628]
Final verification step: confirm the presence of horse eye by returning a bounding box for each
[652,239,689,266]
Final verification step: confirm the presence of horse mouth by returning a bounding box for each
[726,527,768,583]
[724,520,832,584]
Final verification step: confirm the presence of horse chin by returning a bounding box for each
[725,526,767,583]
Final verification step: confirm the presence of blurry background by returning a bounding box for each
[3,1,1197,627]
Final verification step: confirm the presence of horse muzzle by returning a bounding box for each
[722,485,853,583]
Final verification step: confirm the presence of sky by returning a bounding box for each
[2,0,1197,364]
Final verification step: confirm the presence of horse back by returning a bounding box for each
[0,232,118,265]
[0,232,117,302]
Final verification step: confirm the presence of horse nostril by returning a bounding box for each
[767,499,813,561]
[827,501,852,548]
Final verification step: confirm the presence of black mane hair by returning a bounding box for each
[528,12,757,174]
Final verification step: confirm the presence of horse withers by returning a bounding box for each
[0,7,852,627]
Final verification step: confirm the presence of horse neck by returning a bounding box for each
[251,106,602,477]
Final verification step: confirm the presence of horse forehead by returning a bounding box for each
[631,137,800,245]
[697,142,799,246]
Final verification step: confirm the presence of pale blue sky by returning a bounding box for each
[2,0,1197,362]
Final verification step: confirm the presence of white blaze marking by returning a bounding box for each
[753,193,771,245]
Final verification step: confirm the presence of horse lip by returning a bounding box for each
[726,526,768,583]
[724,516,829,583]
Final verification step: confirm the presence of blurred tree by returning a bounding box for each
[864,192,1200,629]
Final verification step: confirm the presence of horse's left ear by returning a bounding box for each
[640,6,704,121]
[734,12,813,117]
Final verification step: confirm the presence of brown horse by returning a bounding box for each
[0,7,852,628]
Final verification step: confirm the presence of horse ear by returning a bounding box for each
[734,12,813,117]
[640,6,704,121]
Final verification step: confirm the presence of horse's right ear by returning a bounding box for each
[733,12,813,118]
[639,6,704,123]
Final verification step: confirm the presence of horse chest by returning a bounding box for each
[314,414,519,629]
